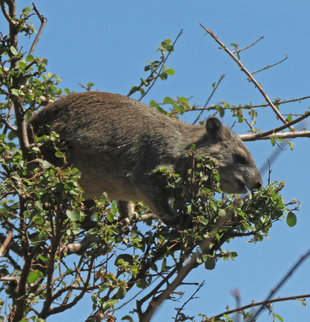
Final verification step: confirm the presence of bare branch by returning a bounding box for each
[188,95,310,114]
[29,3,47,55]
[240,112,310,141]
[43,258,95,318]
[0,230,13,256]
[175,281,205,320]
[193,74,226,124]
[207,293,310,321]
[252,55,288,75]
[232,35,264,54]
[137,266,178,318]
[242,130,310,141]
[251,248,310,321]
[0,115,17,132]
[240,95,310,109]
[199,24,289,126]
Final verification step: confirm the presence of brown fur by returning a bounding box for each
[29,92,262,225]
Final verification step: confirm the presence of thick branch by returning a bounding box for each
[0,0,18,27]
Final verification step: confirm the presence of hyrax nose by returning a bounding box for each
[252,176,263,190]
[253,180,262,189]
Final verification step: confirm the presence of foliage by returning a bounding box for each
[0,1,307,322]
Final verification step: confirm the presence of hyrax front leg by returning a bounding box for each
[117,201,137,224]
[143,192,192,228]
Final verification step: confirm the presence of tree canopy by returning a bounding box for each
[0,1,309,321]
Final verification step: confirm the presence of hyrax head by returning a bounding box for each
[196,117,262,194]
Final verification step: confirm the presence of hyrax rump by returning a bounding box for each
[29,91,262,226]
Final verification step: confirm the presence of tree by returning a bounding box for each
[0,1,309,321]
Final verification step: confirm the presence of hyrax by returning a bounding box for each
[29,92,262,226]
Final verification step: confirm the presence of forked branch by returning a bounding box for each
[199,24,289,126]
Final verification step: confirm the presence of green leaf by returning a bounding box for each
[121,316,133,322]
[163,96,175,104]
[37,255,48,263]
[161,257,167,272]
[22,6,32,15]
[149,100,158,107]
[115,286,127,299]
[55,151,65,158]
[10,46,18,56]
[66,209,82,221]
[286,212,297,227]
[107,211,115,223]
[114,254,133,266]
[26,54,34,63]
[18,60,27,69]
[165,68,175,75]
[273,314,284,322]
[27,270,43,284]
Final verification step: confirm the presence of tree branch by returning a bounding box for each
[251,248,310,321]
[141,215,231,321]
[239,111,310,141]
[29,3,47,55]
[193,74,226,124]
[207,293,310,321]
[0,0,18,27]
[252,55,288,75]
[199,24,289,126]
[232,36,264,54]
[241,130,310,141]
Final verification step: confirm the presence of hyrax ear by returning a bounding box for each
[205,117,223,139]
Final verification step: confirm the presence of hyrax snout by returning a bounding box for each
[29,92,262,225]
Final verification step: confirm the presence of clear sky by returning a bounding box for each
[3,0,310,321]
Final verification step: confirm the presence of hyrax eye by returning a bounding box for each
[233,153,248,164]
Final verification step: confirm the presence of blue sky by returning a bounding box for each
[3,0,310,321]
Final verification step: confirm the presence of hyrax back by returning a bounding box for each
[29,92,262,225]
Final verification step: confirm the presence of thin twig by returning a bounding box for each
[199,24,289,126]
[252,55,288,75]
[138,29,183,101]
[44,257,95,318]
[207,293,310,321]
[251,248,310,321]
[232,36,264,54]
[137,266,178,315]
[0,115,17,132]
[239,110,256,132]
[175,281,205,320]
[187,95,310,114]
[193,74,226,124]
